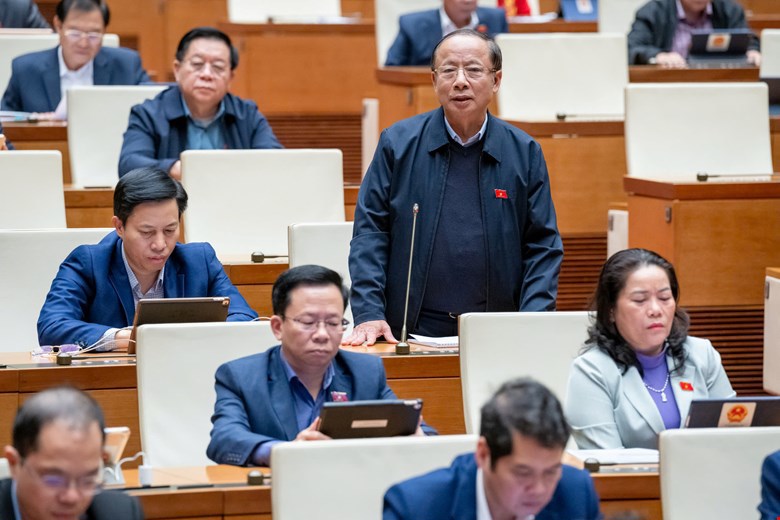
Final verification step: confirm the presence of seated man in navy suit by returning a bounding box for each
[383,378,601,520]
[760,450,780,519]
[118,26,282,180]
[1,0,149,119]
[207,264,436,466]
[37,166,257,351]
[1,386,143,520]
[0,0,50,28]
[385,0,508,66]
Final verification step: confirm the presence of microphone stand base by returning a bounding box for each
[395,342,411,355]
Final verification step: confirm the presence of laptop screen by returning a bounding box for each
[685,397,780,428]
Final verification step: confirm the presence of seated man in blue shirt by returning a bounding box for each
[37,166,257,351]
[118,26,282,179]
[207,264,436,466]
[1,0,149,119]
[760,450,780,520]
[385,0,508,66]
[383,378,601,520]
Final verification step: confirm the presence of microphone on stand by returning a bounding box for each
[395,203,419,356]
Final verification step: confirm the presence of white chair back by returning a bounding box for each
[625,83,773,181]
[67,85,167,187]
[660,427,780,520]
[288,222,354,326]
[760,29,780,78]
[598,0,648,34]
[765,275,780,394]
[607,208,628,259]
[374,0,499,65]
[459,311,590,434]
[496,33,628,120]
[227,0,340,22]
[135,321,276,467]
[0,228,111,350]
[0,151,65,228]
[0,34,118,94]
[272,435,477,518]
[181,149,344,258]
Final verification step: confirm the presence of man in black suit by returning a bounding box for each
[0,386,143,520]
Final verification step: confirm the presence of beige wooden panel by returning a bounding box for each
[601,500,662,520]
[0,394,19,449]
[230,27,379,115]
[537,135,626,235]
[388,377,466,435]
[671,199,780,307]
[234,285,274,317]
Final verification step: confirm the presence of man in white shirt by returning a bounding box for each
[1,0,149,118]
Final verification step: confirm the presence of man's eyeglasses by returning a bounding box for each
[185,59,230,76]
[283,316,350,332]
[62,29,103,44]
[25,462,104,496]
[434,65,496,81]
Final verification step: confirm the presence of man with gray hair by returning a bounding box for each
[0,386,143,520]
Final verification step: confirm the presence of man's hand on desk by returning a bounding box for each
[114,329,133,351]
[0,134,6,151]
[169,160,182,180]
[747,50,761,67]
[342,320,398,346]
[296,417,332,441]
[654,52,687,69]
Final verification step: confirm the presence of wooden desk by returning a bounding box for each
[625,178,780,395]
[377,66,763,130]
[0,344,465,470]
[121,463,659,520]
[122,466,271,520]
[0,352,141,466]
[61,185,359,230]
[3,121,71,183]
[626,178,780,307]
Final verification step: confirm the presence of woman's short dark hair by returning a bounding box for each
[430,28,502,72]
[271,265,349,316]
[480,378,570,468]
[585,248,690,374]
[56,0,110,26]
[176,26,239,70]
[113,166,188,225]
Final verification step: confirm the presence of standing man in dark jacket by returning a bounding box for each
[627,0,760,66]
[345,29,563,345]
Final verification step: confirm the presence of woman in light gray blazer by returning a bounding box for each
[565,249,735,449]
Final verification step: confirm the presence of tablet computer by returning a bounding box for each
[688,29,752,67]
[128,297,230,354]
[318,399,423,439]
[685,397,780,428]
